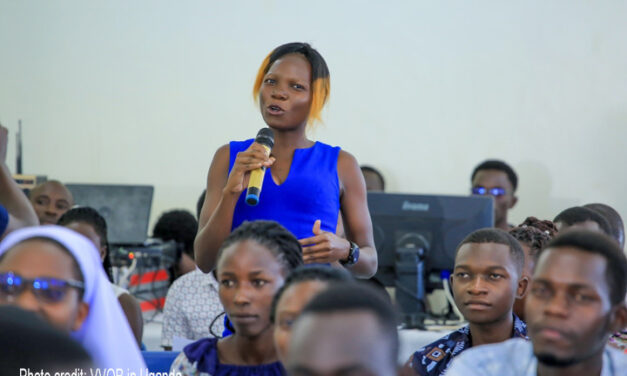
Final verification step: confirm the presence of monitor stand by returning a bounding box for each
[395,245,428,330]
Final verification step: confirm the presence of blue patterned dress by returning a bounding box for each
[171,337,285,376]
[410,315,527,376]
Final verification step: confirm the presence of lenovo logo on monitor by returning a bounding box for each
[402,201,429,212]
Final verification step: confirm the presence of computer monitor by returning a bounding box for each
[368,192,493,326]
[66,184,154,245]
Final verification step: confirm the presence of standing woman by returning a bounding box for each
[195,42,377,278]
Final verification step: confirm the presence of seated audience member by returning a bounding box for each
[0,226,145,372]
[509,217,557,321]
[446,230,627,376]
[407,228,528,375]
[161,260,225,350]
[58,207,144,346]
[153,209,198,283]
[554,206,612,235]
[171,220,303,376]
[286,283,399,376]
[28,180,73,225]
[584,203,625,248]
[271,265,353,363]
[360,165,386,192]
[470,160,518,231]
[0,305,93,374]
[0,125,38,237]
[161,189,229,350]
[583,203,627,351]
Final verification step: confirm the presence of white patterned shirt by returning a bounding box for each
[446,338,627,376]
[161,268,224,349]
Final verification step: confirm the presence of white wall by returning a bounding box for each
[1,1,626,232]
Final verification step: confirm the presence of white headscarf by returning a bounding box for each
[0,225,146,373]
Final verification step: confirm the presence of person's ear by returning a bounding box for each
[608,303,627,334]
[516,275,529,299]
[509,195,519,209]
[72,302,90,332]
[99,245,107,263]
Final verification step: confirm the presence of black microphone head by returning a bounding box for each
[255,128,274,149]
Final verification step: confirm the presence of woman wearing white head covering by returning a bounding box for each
[0,225,146,373]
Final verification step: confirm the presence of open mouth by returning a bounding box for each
[267,105,285,115]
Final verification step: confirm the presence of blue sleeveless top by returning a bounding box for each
[182,337,286,376]
[229,139,341,239]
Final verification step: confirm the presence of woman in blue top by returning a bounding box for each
[171,220,303,376]
[195,42,377,278]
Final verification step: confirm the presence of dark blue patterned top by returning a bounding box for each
[178,337,285,376]
[410,315,527,376]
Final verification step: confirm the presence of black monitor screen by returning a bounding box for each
[66,184,154,245]
[368,192,493,286]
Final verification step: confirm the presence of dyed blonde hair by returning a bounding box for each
[253,43,330,126]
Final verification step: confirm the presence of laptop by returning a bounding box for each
[66,184,154,245]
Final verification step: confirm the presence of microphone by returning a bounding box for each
[246,128,274,206]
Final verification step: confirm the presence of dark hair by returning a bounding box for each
[519,216,558,237]
[456,228,525,276]
[471,160,518,192]
[270,266,353,323]
[360,165,386,191]
[584,203,625,247]
[197,189,207,220]
[554,206,612,236]
[253,42,330,125]
[540,230,627,305]
[217,220,303,274]
[509,217,556,260]
[153,210,198,259]
[300,283,399,366]
[0,306,92,373]
[57,206,112,282]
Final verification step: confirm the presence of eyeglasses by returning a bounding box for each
[0,272,84,304]
[471,187,507,197]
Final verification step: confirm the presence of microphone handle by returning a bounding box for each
[245,144,272,206]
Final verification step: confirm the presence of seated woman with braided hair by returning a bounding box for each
[171,220,303,376]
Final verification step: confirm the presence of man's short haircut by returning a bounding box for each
[540,230,627,305]
[360,165,386,191]
[271,265,353,323]
[28,180,74,204]
[471,160,518,192]
[583,203,625,247]
[153,209,198,258]
[553,206,612,236]
[300,283,399,364]
[456,228,525,276]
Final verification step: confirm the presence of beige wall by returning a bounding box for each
[1,1,626,232]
